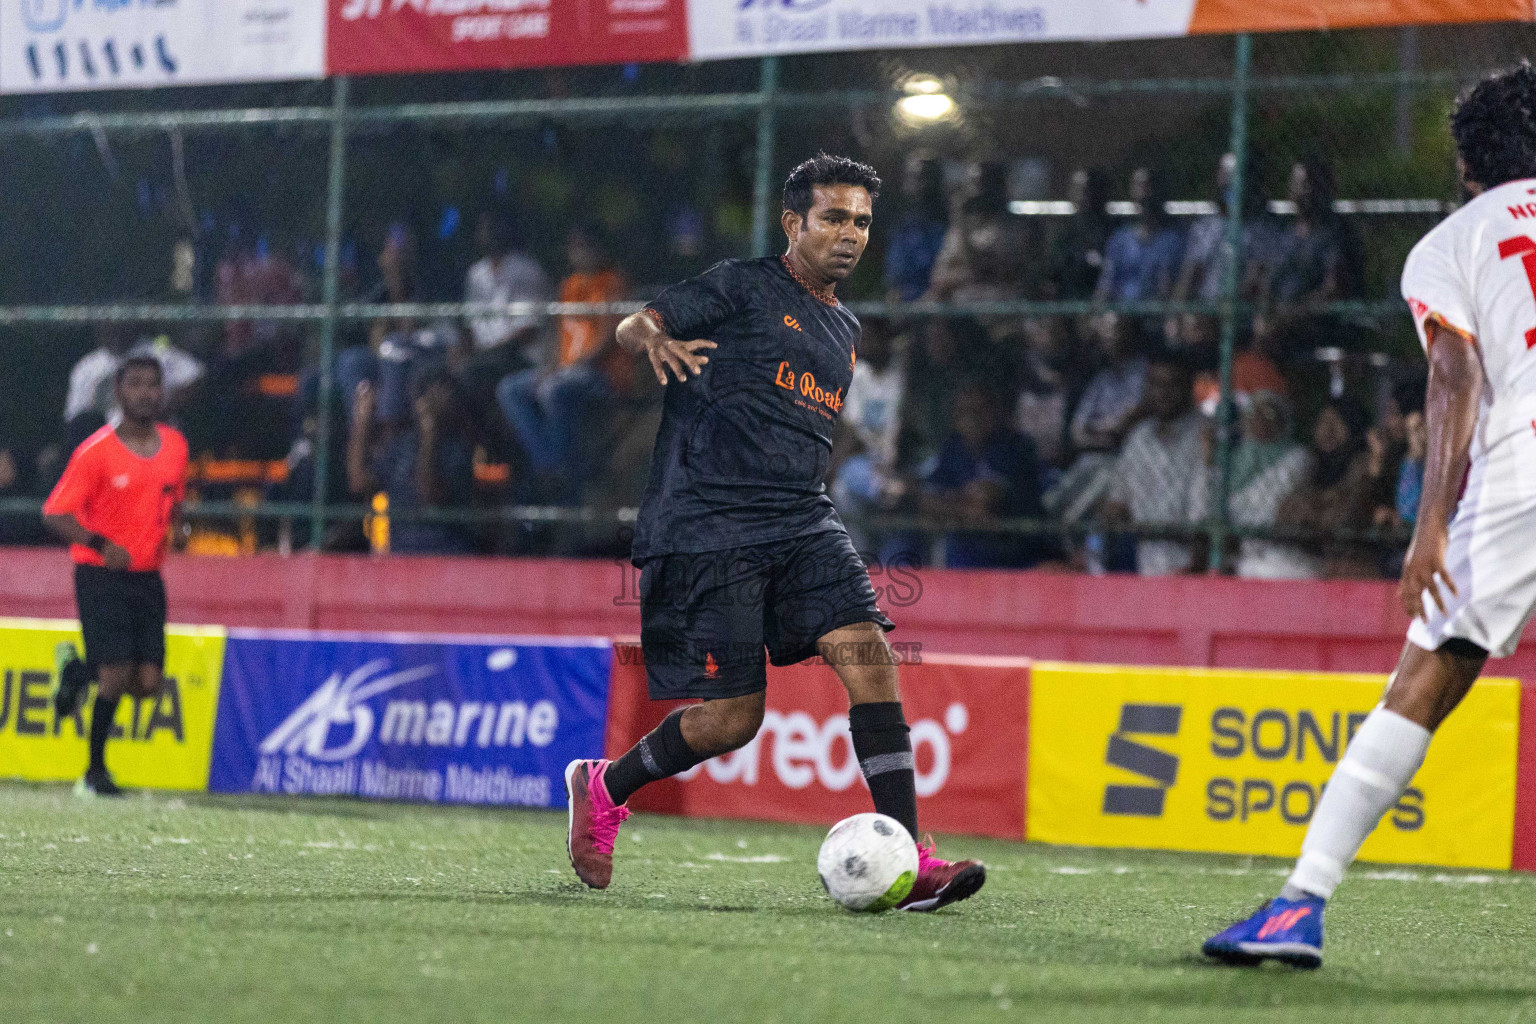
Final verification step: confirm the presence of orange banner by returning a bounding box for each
[1189,0,1531,34]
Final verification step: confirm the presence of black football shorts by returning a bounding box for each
[638,528,895,701]
[74,564,167,669]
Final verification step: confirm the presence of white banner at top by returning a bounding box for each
[2,0,326,94]
[687,0,1199,60]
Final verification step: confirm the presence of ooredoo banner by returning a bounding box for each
[209,629,612,807]
[0,617,226,790]
[1027,662,1521,870]
[1,0,326,94]
[326,0,688,76]
[606,646,1030,840]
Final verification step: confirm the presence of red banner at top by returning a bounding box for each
[327,0,687,76]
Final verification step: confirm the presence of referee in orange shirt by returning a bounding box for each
[42,355,189,797]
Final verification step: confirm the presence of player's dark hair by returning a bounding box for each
[1451,61,1536,189]
[115,355,162,386]
[782,153,882,219]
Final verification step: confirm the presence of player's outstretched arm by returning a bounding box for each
[615,310,716,385]
[1399,320,1482,620]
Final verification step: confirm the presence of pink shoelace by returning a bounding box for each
[916,835,945,871]
[587,765,632,856]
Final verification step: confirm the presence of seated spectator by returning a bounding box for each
[917,383,1045,569]
[926,161,1031,302]
[1191,327,1291,416]
[461,209,553,451]
[63,325,132,433]
[1095,167,1184,306]
[1013,316,1070,471]
[1367,374,1426,530]
[1045,167,1112,301]
[1255,155,1365,357]
[831,318,908,551]
[346,370,476,555]
[334,223,460,433]
[1167,151,1283,360]
[215,231,306,362]
[1276,399,1382,578]
[1191,390,1314,579]
[899,315,994,465]
[883,154,949,302]
[1045,313,1147,523]
[1100,355,1205,575]
[70,324,202,432]
[1397,405,1426,529]
[497,223,630,503]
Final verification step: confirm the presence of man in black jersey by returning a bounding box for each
[564,154,985,911]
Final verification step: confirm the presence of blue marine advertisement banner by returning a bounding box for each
[209,630,612,808]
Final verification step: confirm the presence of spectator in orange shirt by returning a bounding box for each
[497,224,631,502]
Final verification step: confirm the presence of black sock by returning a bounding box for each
[850,701,918,840]
[605,709,710,806]
[88,694,120,774]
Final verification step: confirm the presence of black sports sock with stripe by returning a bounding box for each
[88,694,120,774]
[604,709,710,806]
[850,701,918,840]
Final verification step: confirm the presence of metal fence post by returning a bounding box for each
[1210,33,1252,572]
[310,75,351,551]
[750,56,780,257]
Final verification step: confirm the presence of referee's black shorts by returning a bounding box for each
[638,529,894,701]
[74,564,167,669]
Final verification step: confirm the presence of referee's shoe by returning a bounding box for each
[75,768,124,799]
[51,641,92,719]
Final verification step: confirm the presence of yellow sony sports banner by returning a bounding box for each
[0,617,226,790]
[1028,663,1520,870]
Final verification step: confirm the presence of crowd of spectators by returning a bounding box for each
[2,148,1429,577]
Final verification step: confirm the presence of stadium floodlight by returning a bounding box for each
[895,74,958,125]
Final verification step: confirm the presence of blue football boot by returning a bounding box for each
[1202,894,1324,969]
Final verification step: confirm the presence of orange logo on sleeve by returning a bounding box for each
[704,652,719,679]
[784,315,802,331]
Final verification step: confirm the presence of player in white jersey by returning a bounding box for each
[1203,62,1536,969]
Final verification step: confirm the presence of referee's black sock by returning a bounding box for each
[604,709,709,806]
[87,694,120,773]
[850,701,919,841]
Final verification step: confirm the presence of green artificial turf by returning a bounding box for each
[2,781,1534,1023]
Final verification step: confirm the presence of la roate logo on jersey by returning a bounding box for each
[774,360,843,416]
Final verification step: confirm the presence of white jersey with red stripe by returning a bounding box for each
[1400,177,1536,657]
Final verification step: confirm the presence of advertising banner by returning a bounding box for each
[688,0,1532,61]
[1,0,326,94]
[209,629,612,808]
[327,0,687,76]
[607,647,1030,840]
[1028,662,1520,870]
[0,617,226,790]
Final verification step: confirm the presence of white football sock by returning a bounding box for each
[1285,707,1431,900]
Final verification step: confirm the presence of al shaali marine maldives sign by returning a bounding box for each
[209,630,612,807]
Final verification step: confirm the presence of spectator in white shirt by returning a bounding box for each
[1100,355,1205,576]
[831,319,908,551]
[461,209,552,451]
[63,325,133,427]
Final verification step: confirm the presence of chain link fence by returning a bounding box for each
[0,24,1529,575]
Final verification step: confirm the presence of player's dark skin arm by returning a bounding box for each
[614,312,716,385]
[1383,318,1486,731]
[1398,319,1481,622]
[42,513,131,569]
